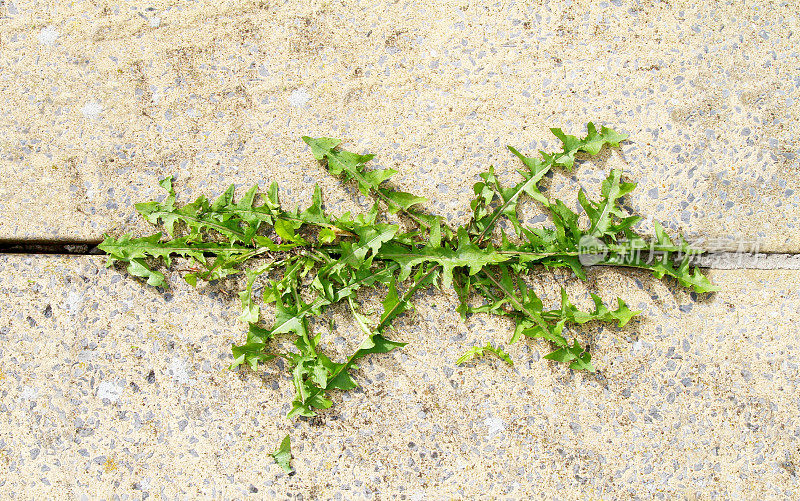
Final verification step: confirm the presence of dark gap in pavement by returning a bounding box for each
[0,239,104,255]
[0,240,799,269]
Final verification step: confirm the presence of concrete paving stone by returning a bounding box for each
[1,1,799,250]
[1,254,799,498]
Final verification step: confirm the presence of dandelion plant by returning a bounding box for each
[99,123,717,421]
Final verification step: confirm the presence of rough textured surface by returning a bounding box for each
[1,0,799,250]
[3,1,800,499]
[1,255,799,498]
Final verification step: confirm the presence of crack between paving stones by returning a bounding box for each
[1,240,800,269]
[0,239,104,255]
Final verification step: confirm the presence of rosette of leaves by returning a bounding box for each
[99,123,717,418]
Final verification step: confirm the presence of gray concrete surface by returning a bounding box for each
[1,255,800,499]
[3,1,800,499]
[1,1,799,250]
[692,252,800,269]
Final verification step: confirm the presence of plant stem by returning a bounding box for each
[481,269,566,347]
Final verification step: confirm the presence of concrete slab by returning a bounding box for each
[1,1,799,250]
[1,254,799,498]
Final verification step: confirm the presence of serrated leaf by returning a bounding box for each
[456,343,513,366]
[126,258,167,288]
[378,228,508,289]
[290,333,405,418]
[302,136,380,196]
[548,198,582,246]
[379,277,403,326]
[297,184,330,226]
[238,267,269,324]
[230,324,275,371]
[271,435,293,473]
[356,334,406,355]
[275,218,306,244]
[303,136,434,229]
[543,346,576,363]
[318,227,337,244]
[517,318,568,346]
[375,266,438,335]
[333,223,398,271]
[543,339,594,372]
[582,169,637,238]
[363,168,398,187]
[324,365,358,391]
[354,224,399,261]
[549,122,628,170]
[382,190,428,214]
[473,162,552,243]
[99,233,238,267]
[271,294,329,336]
[314,264,397,303]
[569,350,595,372]
[304,137,342,160]
[135,179,254,243]
[542,289,640,328]
[238,294,260,323]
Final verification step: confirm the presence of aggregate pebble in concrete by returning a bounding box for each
[1,1,798,250]
[1,255,799,498]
